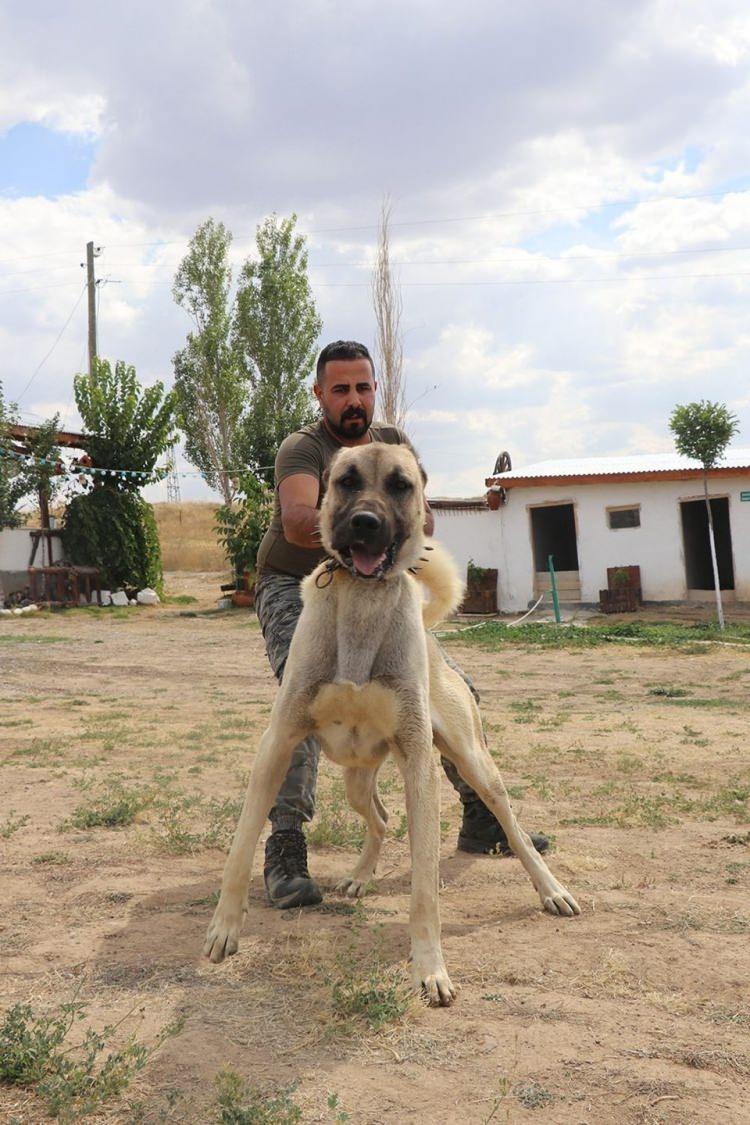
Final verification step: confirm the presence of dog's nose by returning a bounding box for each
[350,510,382,535]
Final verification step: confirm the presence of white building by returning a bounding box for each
[430,449,750,612]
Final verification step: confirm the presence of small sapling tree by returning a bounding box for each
[669,399,739,630]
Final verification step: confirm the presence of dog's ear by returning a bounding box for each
[418,461,428,487]
[322,467,331,490]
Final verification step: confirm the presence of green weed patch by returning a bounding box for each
[443,620,750,650]
[0,997,182,1122]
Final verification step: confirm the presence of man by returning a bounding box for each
[255,340,548,908]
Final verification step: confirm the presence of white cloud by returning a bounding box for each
[1,1,750,504]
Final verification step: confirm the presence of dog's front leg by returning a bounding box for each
[203,721,300,964]
[396,712,456,1007]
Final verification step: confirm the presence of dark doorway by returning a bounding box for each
[530,504,579,573]
[680,498,734,590]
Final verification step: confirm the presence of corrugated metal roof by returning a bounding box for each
[490,448,750,481]
[427,496,488,511]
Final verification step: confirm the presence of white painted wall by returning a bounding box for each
[434,474,750,611]
[0,528,63,578]
[430,508,502,589]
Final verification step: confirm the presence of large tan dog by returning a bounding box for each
[204,443,579,1005]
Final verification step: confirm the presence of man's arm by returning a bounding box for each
[279,474,322,548]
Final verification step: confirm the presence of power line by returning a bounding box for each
[0,279,94,297]
[0,262,84,281]
[306,244,750,267]
[88,185,750,248]
[4,262,750,304]
[16,284,88,403]
[9,239,750,284]
[310,269,750,287]
[300,187,750,234]
[1,183,748,279]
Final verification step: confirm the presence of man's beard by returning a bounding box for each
[324,407,371,440]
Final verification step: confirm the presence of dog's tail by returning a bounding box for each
[416,540,465,628]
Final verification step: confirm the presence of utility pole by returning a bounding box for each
[84,241,102,376]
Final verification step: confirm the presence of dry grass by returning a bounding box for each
[152,502,228,571]
[22,500,229,573]
[3,600,750,1122]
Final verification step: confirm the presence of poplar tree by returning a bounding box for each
[172,219,246,505]
[233,213,321,485]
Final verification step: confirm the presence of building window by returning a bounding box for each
[608,506,640,530]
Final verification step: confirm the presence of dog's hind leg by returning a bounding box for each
[432,661,580,919]
[335,766,388,898]
[203,719,303,963]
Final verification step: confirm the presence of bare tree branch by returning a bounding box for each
[372,197,406,429]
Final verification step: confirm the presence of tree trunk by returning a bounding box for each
[703,471,725,631]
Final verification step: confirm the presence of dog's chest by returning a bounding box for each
[331,579,403,685]
[309,681,398,768]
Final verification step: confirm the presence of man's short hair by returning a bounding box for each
[315,340,374,384]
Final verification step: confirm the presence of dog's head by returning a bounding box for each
[319,444,427,580]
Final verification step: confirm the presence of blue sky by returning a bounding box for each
[1,1,750,501]
[0,123,96,198]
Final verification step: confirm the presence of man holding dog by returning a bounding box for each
[255,339,549,908]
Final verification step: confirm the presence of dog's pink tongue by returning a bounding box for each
[350,547,386,576]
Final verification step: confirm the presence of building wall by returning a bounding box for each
[434,475,750,611]
[0,528,63,595]
[430,509,502,590]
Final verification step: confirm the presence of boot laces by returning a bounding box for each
[269,830,311,879]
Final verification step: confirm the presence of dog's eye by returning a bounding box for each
[338,475,360,491]
[388,477,412,492]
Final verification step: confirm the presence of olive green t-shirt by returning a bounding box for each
[256,421,417,579]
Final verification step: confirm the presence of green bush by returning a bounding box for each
[63,488,163,593]
[214,471,272,581]
[61,357,175,594]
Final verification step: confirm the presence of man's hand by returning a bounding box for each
[279,474,322,548]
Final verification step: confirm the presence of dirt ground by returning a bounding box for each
[2,574,749,1124]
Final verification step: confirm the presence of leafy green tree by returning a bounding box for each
[73,359,176,488]
[63,359,176,592]
[172,219,247,504]
[233,213,321,485]
[214,473,273,583]
[0,381,26,529]
[669,399,740,631]
[21,414,63,528]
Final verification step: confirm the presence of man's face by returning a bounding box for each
[314,357,377,441]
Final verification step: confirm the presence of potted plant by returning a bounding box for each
[461,559,498,614]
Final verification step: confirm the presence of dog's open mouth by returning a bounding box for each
[342,541,399,580]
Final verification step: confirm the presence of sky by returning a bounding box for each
[2,0,750,502]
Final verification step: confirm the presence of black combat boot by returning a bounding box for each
[264,829,323,908]
[458,799,550,857]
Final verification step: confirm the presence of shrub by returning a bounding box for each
[214,471,273,581]
[64,488,163,593]
[62,358,176,593]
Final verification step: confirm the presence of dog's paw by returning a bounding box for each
[540,882,581,918]
[334,875,371,898]
[203,903,244,963]
[411,958,457,1007]
[411,949,458,1012]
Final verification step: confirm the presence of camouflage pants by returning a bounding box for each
[254,572,481,828]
